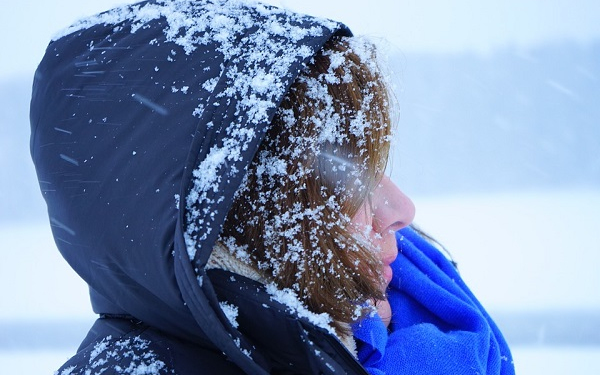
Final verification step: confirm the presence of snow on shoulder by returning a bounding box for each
[265,283,337,337]
[57,335,168,374]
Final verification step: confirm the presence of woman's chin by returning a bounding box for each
[376,299,392,327]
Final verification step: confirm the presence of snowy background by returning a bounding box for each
[1,0,599,373]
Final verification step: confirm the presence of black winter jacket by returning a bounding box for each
[30,0,367,373]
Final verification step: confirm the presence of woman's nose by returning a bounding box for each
[371,176,415,234]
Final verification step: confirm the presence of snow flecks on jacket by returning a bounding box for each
[265,283,336,336]
[56,335,171,375]
[233,337,253,359]
[219,301,240,329]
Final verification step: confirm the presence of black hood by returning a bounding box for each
[30,0,350,371]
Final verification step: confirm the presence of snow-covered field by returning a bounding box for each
[1,188,598,374]
[413,189,600,312]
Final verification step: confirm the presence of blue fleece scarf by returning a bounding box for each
[353,227,515,374]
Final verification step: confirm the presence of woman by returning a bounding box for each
[30,0,514,373]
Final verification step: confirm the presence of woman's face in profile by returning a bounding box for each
[351,175,415,324]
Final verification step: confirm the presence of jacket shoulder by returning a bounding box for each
[56,318,244,375]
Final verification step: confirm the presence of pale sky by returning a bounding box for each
[2,0,600,80]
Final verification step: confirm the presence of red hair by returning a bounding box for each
[219,37,392,335]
